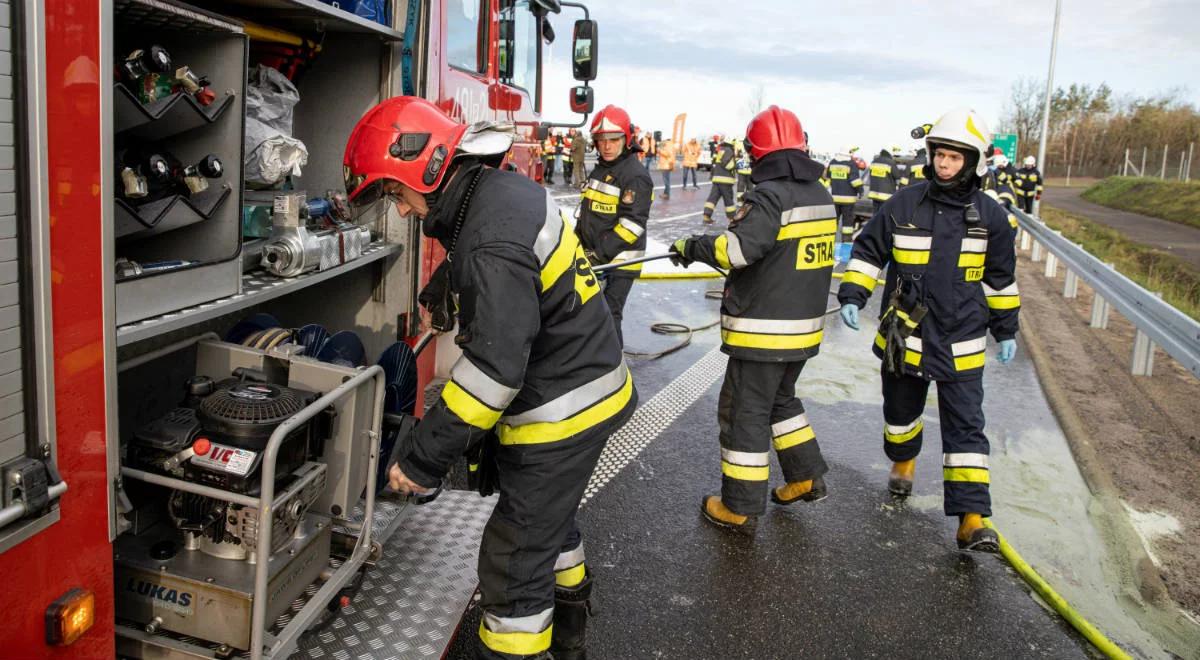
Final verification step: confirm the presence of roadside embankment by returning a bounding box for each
[1081,176,1200,230]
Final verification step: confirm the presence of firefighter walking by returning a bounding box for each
[346,97,636,660]
[1014,155,1043,214]
[670,106,836,534]
[704,137,738,224]
[867,147,899,211]
[577,104,654,346]
[825,150,863,242]
[836,108,1020,553]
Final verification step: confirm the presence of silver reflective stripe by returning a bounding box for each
[885,419,921,435]
[450,356,520,410]
[905,335,923,351]
[500,362,628,426]
[721,448,769,467]
[846,258,882,280]
[615,250,646,261]
[771,413,810,438]
[780,205,837,225]
[555,543,586,571]
[982,282,1019,296]
[723,231,748,268]
[952,336,987,356]
[534,195,566,266]
[587,179,620,196]
[720,315,825,334]
[893,234,932,250]
[618,217,645,238]
[483,607,554,634]
[961,237,988,253]
[944,453,989,468]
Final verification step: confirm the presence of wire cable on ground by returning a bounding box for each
[983,520,1132,660]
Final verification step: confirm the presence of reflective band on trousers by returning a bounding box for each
[555,544,586,587]
[722,461,769,481]
[943,467,990,484]
[712,175,736,184]
[944,453,989,468]
[480,608,554,655]
[497,365,632,444]
[772,413,815,451]
[884,418,922,444]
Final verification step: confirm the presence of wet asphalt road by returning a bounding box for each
[447,174,1091,659]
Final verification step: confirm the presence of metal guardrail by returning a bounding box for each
[1013,208,1200,378]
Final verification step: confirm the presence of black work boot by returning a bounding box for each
[549,572,595,660]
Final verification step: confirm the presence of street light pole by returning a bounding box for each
[1034,0,1061,217]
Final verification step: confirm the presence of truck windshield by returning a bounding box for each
[498,0,538,93]
[448,0,487,74]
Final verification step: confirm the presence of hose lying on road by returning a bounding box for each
[983,520,1132,660]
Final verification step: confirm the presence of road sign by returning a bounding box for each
[993,133,1018,162]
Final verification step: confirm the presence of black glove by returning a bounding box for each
[465,431,500,497]
[669,238,693,267]
[418,260,455,332]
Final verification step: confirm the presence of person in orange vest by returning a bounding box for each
[657,137,677,199]
[640,130,657,170]
[682,137,702,189]
[542,131,558,184]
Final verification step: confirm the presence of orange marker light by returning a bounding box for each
[45,588,95,646]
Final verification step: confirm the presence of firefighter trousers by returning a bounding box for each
[602,274,635,347]
[543,157,556,184]
[703,182,737,221]
[880,367,991,517]
[1019,194,1034,214]
[717,358,828,516]
[572,161,585,188]
[477,436,606,659]
[836,203,856,242]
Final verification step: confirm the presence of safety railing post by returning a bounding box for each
[1132,329,1156,376]
[1044,252,1057,278]
[1031,240,1043,263]
[1020,229,1032,251]
[1063,269,1079,298]
[1090,293,1110,329]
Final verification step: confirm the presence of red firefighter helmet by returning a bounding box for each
[591,104,633,147]
[744,105,807,160]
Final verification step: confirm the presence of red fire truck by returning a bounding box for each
[0,0,596,657]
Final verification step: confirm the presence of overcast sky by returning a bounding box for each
[540,0,1200,156]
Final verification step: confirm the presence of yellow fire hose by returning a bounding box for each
[983,520,1132,659]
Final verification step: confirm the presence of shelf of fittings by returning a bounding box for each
[116,241,401,346]
[211,0,405,40]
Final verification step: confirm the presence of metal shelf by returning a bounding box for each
[211,0,405,40]
[116,241,401,346]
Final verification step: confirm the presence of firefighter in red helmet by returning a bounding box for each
[668,105,837,534]
[345,97,636,659]
[577,104,654,346]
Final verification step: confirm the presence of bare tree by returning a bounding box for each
[744,83,766,121]
[999,78,1043,156]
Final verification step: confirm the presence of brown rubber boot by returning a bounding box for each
[700,495,757,536]
[888,458,916,497]
[956,513,1000,553]
[770,476,828,505]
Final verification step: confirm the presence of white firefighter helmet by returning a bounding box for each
[1024,155,1036,166]
[994,154,1009,168]
[925,107,991,177]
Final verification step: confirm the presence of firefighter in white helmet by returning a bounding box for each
[837,108,1021,553]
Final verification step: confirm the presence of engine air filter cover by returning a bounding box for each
[197,381,313,445]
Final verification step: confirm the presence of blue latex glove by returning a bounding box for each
[840,303,860,331]
[998,338,1017,364]
[669,238,693,267]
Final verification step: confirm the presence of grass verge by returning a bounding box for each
[1080,176,1200,230]
[1040,207,1200,321]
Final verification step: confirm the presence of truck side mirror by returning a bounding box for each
[569,86,594,114]
[572,20,598,82]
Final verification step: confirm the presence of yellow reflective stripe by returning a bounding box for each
[555,563,586,587]
[713,234,732,270]
[581,188,618,205]
[497,373,633,445]
[842,270,878,291]
[617,261,644,272]
[944,467,990,484]
[721,461,769,481]
[540,228,578,292]
[958,253,986,268]
[873,333,921,366]
[712,176,737,184]
[773,425,815,451]
[867,191,892,200]
[884,420,923,444]
[442,381,503,429]
[777,219,837,241]
[721,328,823,350]
[478,623,553,656]
[954,353,986,371]
[832,195,858,204]
[614,224,639,244]
[892,248,929,265]
[987,295,1021,310]
[468,462,479,472]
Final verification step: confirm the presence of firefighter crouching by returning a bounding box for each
[836,107,1020,553]
[704,137,739,224]
[578,104,654,346]
[670,106,835,534]
[345,97,637,659]
[824,149,863,243]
